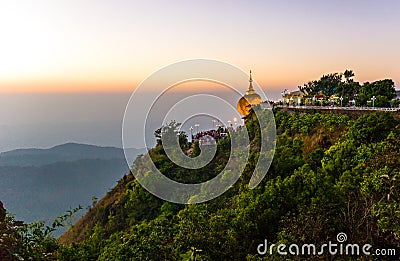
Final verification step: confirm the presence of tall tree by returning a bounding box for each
[343,69,355,83]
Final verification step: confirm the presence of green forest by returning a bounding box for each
[298,70,398,107]
[1,109,399,260]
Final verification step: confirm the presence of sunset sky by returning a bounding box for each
[1,0,400,151]
[1,0,399,93]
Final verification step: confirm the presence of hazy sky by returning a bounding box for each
[0,0,399,151]
[1,0,399,92]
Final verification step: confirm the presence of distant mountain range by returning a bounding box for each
[0,143,145,236]
[0,142,141,167]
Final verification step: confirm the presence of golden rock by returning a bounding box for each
[237,70,262,116]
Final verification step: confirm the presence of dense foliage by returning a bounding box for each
[1,110,399,260]
[298,70,397,107]
[0,206,81,260]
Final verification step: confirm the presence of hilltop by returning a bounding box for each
[54,109,399,260]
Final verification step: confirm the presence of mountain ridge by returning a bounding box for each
[0,142,146,236]
[0,142,144,167]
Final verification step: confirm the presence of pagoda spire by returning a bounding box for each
[247,70,255,94]
[249,70,252,82]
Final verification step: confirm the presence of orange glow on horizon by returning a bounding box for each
[1,65,398,94]
[1,1,399,95]
[0,75,284,94]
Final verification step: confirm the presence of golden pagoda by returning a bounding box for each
[237,70,262,116]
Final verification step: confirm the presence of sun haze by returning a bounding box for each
[1,0,399,94]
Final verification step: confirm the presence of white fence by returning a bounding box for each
[275,105,400,112]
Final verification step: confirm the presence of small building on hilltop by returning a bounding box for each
[282,90,327,106]
[282,90,304,105]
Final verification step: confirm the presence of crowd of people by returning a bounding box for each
[192,127,230,145]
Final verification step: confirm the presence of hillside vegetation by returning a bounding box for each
[1,110,399,260]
